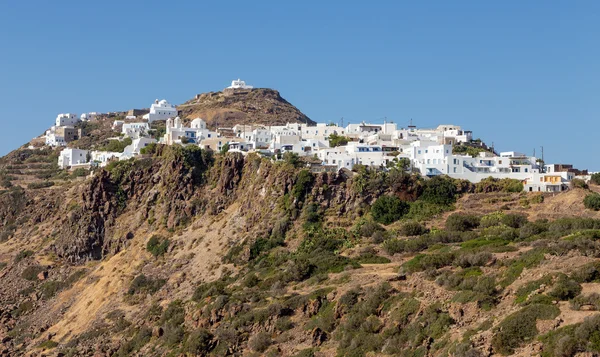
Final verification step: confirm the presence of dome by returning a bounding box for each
[191,118,205,129]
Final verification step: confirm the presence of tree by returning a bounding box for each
[420,176,458,205]
[220,143,230,155]
[371,195,410,225]
[328,133,350,147]
[591,173,600,186]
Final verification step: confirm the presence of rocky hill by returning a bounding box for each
[2,94,600,357]
[1,143,600,357]
[178,88,314,128]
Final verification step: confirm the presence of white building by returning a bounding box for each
[45,130,66,147]
[56,113,79,127]
[122,123,150,138]
[143,99,177,123]
[80,112,99,121]
[162,117,217,145]
[227,79,253,89]
[91,151,122,166]
[58,148,89,169]
[122,137,157,158]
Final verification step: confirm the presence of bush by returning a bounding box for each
[146,235,169,257]
[101,137,132,153]
[501,213,528,229]
[22,265,44,281]
[420,176,458,205]
[371,195,410,225]
[357,220,384,238]
[14,250,33,263]
[183,329,214,355]
[591,173,600,185]
[328,133,350,147]
[292,170,314,201]
[402,252,455,273]
[519,221,548,240]
[27,181,54,189]
[399,221,428,236]
[248,331,272,352]
[572,178,589,189]
[548,275,582,301]
[71,167,88,178]
[127,274,165,295]
[584,194,600,211]
[475,177,523,193]
[446,213,481,231]
[492,304,560,355]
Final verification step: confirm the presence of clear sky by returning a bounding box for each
[1,1,598,170]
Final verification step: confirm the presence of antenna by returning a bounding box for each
[541,146,545,173]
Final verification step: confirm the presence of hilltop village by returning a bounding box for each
[41,79,588,193]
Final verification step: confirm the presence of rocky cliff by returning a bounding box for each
[1,144,600,357]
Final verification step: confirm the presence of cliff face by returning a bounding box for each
[178,88,315,128]
[1,145,600,357]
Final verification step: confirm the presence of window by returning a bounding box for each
[425,150,428,153]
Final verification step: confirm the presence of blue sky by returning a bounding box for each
[1,1,598,170]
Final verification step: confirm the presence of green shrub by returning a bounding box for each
[22,265,44,281]
[446,213,481,232]
[420,176,458,205]
[328,133,350,147]
[402,252,455,273]
[571,293,600,311]
[591,173,600,185]
[292,170,314,201]
[146,235,169,257]
[540,314,600,356]
[501,213,528,229]
[114,327,152,357]
[519,221,548,240]
[101,137,132,153]
[572,178,589,189]
[356,247,391,264]
[475,177,523,193]
[27,181,54,189]
[399,221,428,236]
[547,275,582,301]
[192,279,229,301]
[371,195,410,224]
[37,340,58,349]
[14,250,33,263]
[356,220,384,238]
[584,193,600,211]
[71,167,88,178]
[183,329,214,355]
[248,331,272,352]
[491,304,560,355]
[127,274,165,296]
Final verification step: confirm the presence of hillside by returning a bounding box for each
[1,142,600,356]
[178,88,314,128]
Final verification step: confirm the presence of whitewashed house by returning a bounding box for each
[143,99,177,123]
[80,112,99,121]
[122,137,157,158]
[227,79,253,89]
[122,123,150,138]
[45,128,66,147]
[91,151,122,167]
[56,113,79,127]
[162,117,217,145]
[58,148,89,169]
